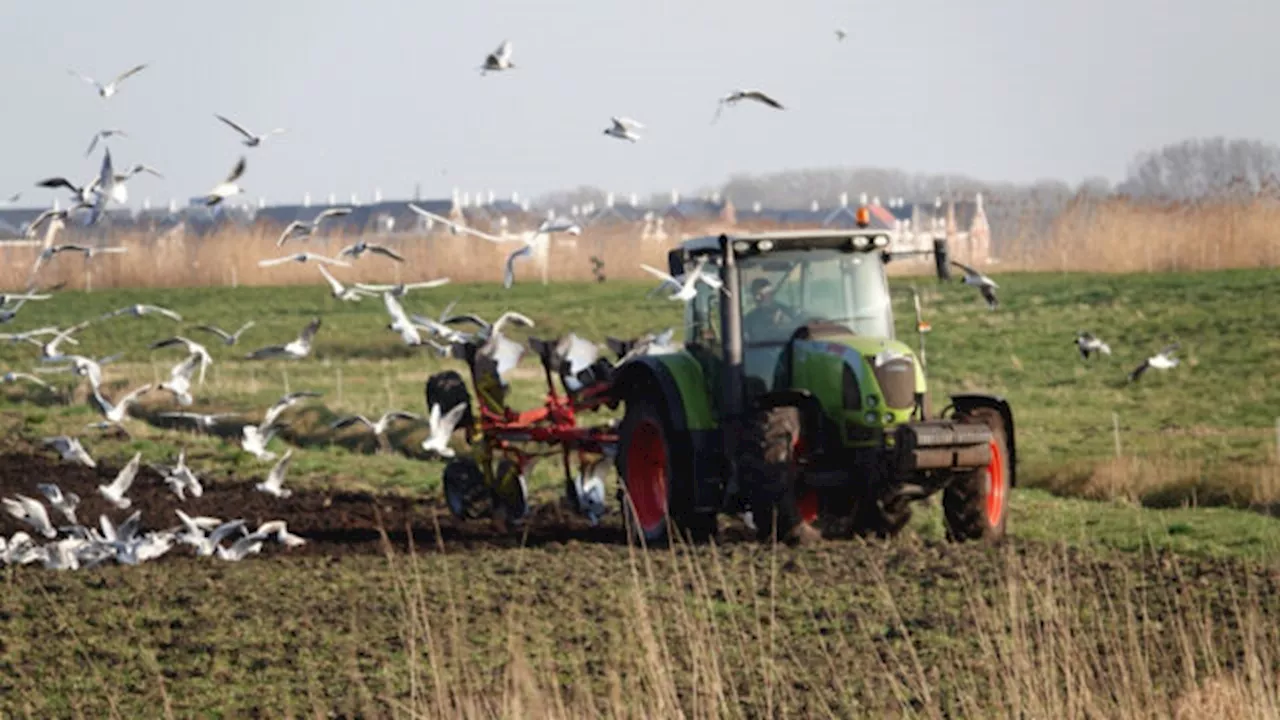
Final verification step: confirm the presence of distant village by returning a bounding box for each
[0,188,994,267]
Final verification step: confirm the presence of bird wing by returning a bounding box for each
[330,415,372,430]
[113,64,148,85]
[310,254,352,267]
[226,156,247,183]
[639,263,677,285]
[144,305,183,321]
[118,382,152,406]
[495,39,512,61]
[68,69,100,88]
[368,245,405,262]
[170,354,200,381]
[439,401,468,435]
[317,263,347,294]
[275,221,307,247]
[106,452,142,495]
[612,117,643,130]
[192,325,232,342]
[258,256,295,267]
[267,450,294,488]
[315,207,354,224]
[215,113,257,140]
[746,90,784,108]
[298,317,322,344]
[383,292,411,326]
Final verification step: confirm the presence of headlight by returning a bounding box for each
[865,394,879,408]
[883,412,895,424]
[852,236,871,250]
[864,411,879,424]
[757,239,774,251]
[873,235,889,248]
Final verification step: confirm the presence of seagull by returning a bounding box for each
[39,353,120,389]
[950,260,999,310]
[155,449,203,500]
[6,191,20,203]
[253,520,307,548]
[0,291,51,305]
[570,457,609,526]
[1075,332,1112,360]
[481,39,515,74]
[337,239,405,262]
[35,175,96,206]
[68,63,148,99]
[258,252,352,268]
[275,207,354,247]
[503,244,534,289]
[158,410,236,433]
[244,317,321,360]
[713,89,785,123]
[3,495,58,539]
[835,28,847,41]
[90,381,152,424]
[639,257,719,302]
[330,410,421,452]
[97,452,141,510]
[2,371,48,387]
[101,303,183,322]
[216,533,266,562]
[241,423,278,461]
[157,353,200,406]
[85,129,128,158]
[604,117,643,143]
[29,244,126,280]
[43,435,96,467]
[178,515,249,558]
[192,321,256,346]
[214,114,287,148]
[261,390,323,429]
[32,319,92,362]
[150,336,213,385]
[353,278,451,298]
[256,449,295,498]
[1128,343,1180,383]
[36,483,80,525]
[23,207,70,241]
[318,264,376,302]
[420,402,468,458]
[383,291,424,346]
[205,157,247,206]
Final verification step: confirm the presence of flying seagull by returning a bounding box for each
[98,451,141,510]
[101,303,182,323]
[2,371,48,388]
[68,63,148,99]
[317,264,376,302]
[713,89,785,123]
[1075,332,1112,360]
[192,321,256,346]
[1128,343,1180,383]
[275,207,354,247]
[835,28,847,41]
[157,353,200,406]
[214,114,287,147]
[336,239,405,262]
[420,402,468,458]
[90,381,152,425]
[261,390,323,430]
[256,449,295,498]
[258,252,352,268]
[330,410,421,452]
[36,483,80,526]
[3,495,57,539]
[245,317,322,360]
[85,129,128,157]
[481,39,515,74]
[950,260,999,310]
[150,336,213,385]
[382,291,424,346]
[205,157,247,206]
[158,410,237,433]
[639,257,720,302]
[603,117,643,143]
[42,435,96,468]
[353,278,451,298]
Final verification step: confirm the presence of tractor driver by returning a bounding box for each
[744,277,800,342]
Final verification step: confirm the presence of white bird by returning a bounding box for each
[256,449,295,498]
[215,114,287,148]
[1128,343,1181,383]
[38,353,118,390]
[216,533,265,562]
[157,353,200,406]
[383,292,424,346]
[421,402,468,458]
[85,129,129,157]
[156,449,203,500]
[36,483,80,525]
[31,320,92,363]
[178,515,248,557]
[258,252,352,268]
[713,89,786,122]
[90,381,151,424]
[481,39,516,74]
[261,390,323,429]
[337,239,405,262]
[254,520,308,548]
[150,336,213,386]
[0,291,51,305]
[3,495,58,539]
[241,423,278,461]
[603,117,643,143]
[639,257,720,302]
[570,457,609,526]
[158,411,236,433]
[205,157,247,206]
[317,264,375,303]
[353,278,451,298]
[330,410,421,451]
[192,321,256,346]
[23,207,69,241]
[244,317,322,360]
[950,260,999,310]
[2,371,48,388]
[97,451,141,510]
[275,207,354,247]
[101,303,183,322]
[504,244,534,290]
[69,63,148,99]
[43,435,96,468]
[1075,331,1112,360]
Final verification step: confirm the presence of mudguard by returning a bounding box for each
[948,393,1017,487]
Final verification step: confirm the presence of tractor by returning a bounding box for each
[607,228,1016,545]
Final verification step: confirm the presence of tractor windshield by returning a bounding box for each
[738,248,894,389]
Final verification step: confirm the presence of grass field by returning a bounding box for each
[2,267,1280,716]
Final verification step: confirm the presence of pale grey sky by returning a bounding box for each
[2,0,1275,207]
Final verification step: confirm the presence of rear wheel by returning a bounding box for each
[443,456,491,520]
[745,406,821,544]
[616,397,715,545]
[943,407,1011,542]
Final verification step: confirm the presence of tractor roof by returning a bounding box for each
[677,229,893,256]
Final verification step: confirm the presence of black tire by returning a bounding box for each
[615,395,716,545]
[853,494,912,539]
[744,406,819,544]
[425,370,474,437]
[443,456,491,520]
[943,407,1011,542]
[493,458,530,522]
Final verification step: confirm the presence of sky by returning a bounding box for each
[2,0,1277,208]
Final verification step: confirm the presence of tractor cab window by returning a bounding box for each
[684,269,722,354]
[739,247,894,391]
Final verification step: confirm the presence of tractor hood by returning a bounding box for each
[781,333,927,431]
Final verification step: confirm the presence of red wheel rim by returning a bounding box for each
[626,418,667,534]
[983,438,1006,527]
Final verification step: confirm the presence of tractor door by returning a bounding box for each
[684,266,724,418]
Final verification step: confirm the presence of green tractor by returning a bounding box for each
[609,229,1016,545]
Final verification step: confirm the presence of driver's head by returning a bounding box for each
[750,278,773,303]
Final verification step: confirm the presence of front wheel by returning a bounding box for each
[615,397,715,545]
[942,407,1011,542]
